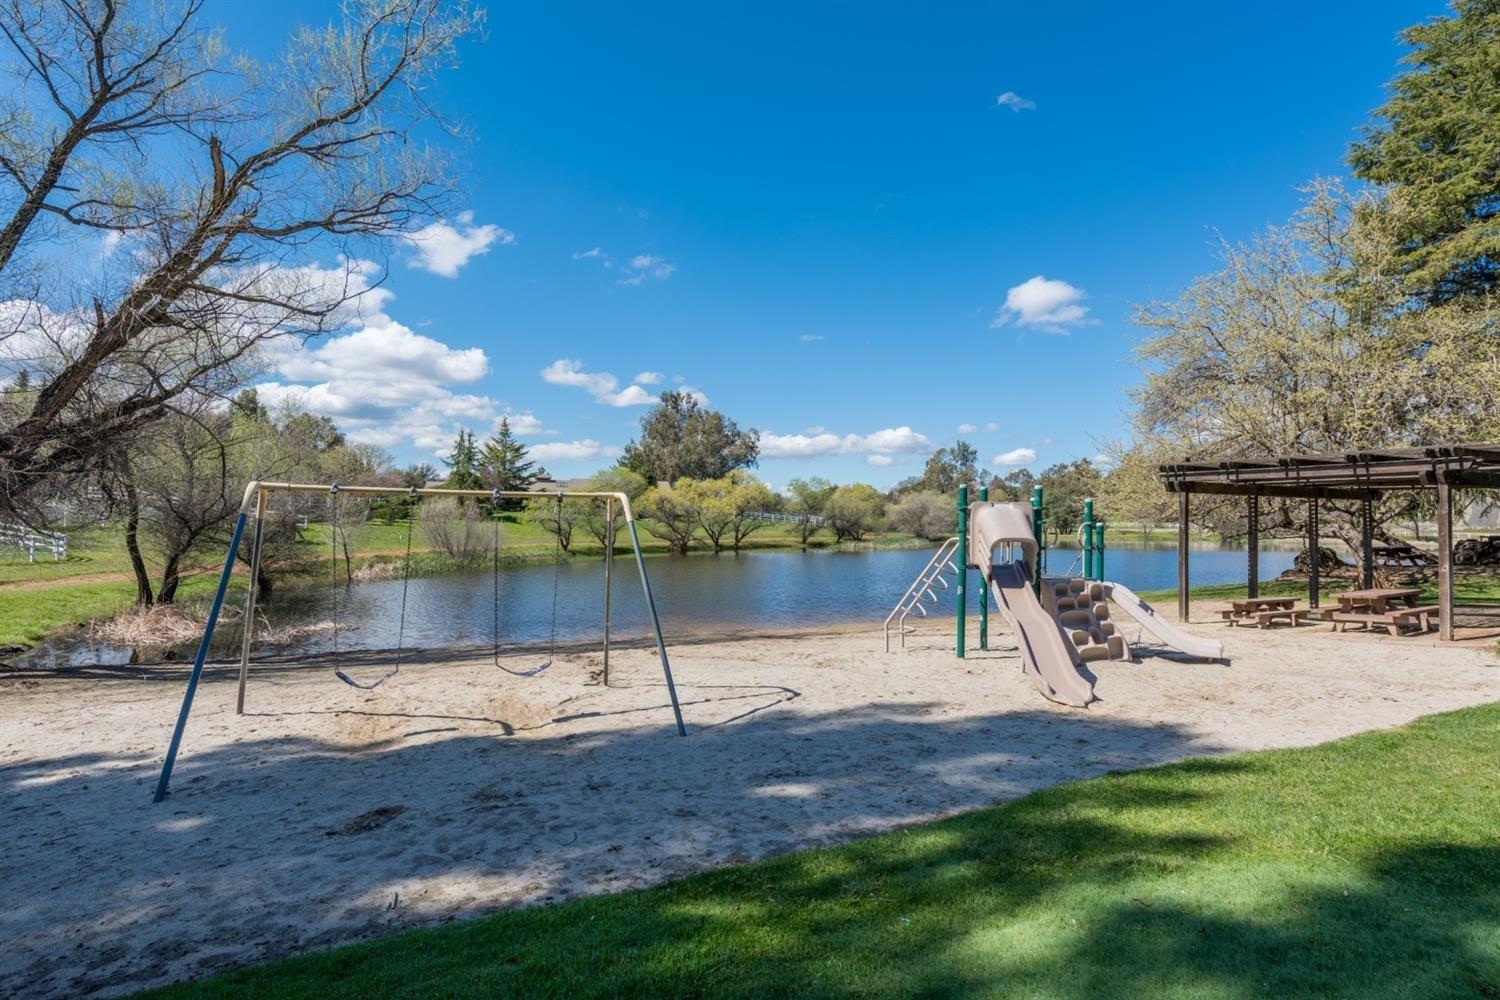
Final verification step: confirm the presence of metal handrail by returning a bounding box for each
[883,537,960,651]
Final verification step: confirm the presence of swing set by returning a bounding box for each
[153,481,686,803]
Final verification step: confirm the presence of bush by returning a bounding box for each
[887,491,953,540]
[417,497,495,565]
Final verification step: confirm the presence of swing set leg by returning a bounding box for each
[155,512,248,802]
[627,520,686,736]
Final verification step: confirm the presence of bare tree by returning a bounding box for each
[0,0,482,518]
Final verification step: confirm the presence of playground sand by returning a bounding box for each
[3,618,1498,996]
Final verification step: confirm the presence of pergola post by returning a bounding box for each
[1177,490,1190,622]
[1247,493,1259,600]
[1307,498,1320,609]
[1437,479,1453,641]
[1360,496,1375,590]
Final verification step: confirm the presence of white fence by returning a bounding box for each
[0,522,68,562]
[741,510,828,526]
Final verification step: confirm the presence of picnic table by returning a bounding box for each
[1370,542,1437,568]
[1329,587,1437,636]
[1217,596,1301,627]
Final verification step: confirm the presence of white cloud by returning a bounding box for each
[866,454,895,467]
[573,247,677,286]
[529,439,622,462]
[957,423,977,433]
[99,230,123,259]
[994,447,1037,467]
[992,276,1092,332]
[996,91,1036,112]
[1091,452,1114,466]
[541,359,660,407]
[633,371,664,385]
[404,211,513,278]
[758,426,932,459]
[254,261,499,453]
[494,408,552,438]
[984,421,1000,432]
[800,333,825,343]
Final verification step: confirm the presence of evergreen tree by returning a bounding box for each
[442,429,484,491]
[480,417,536,507]
[11,369,30,392]
[1349,0,1500,300]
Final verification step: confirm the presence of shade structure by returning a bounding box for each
[1158,444,1500,639]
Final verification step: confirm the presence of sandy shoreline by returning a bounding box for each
[2,614,1498,997]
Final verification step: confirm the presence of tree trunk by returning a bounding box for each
[157,551,183,605]
[122,480,154,607]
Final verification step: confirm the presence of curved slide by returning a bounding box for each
[989,562,1095,707]
[970,502,1095,708]
[1101,581,1224,661]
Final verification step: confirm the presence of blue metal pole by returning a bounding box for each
[153,512,248,803]
[956,485,968,659]
[627,519,687,736]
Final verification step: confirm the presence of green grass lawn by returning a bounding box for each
[143,703,1500,999]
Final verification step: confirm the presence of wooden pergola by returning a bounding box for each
[1159,444,1500,641]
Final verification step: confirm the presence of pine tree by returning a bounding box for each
[12,369,30,392]
[480,418,536,507]
[443,429,484,491]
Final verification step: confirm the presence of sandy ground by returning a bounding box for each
[2,615,1498,998]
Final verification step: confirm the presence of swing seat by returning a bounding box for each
[334,667,395,690]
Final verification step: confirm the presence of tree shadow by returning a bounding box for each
[0,672,1245,997]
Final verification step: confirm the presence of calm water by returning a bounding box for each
[252,541,1294,653]
[22,542,1295,666]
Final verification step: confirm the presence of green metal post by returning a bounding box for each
[1030,485,1045,595]
[1096,520,1106,582]
[978,486,989,650]
[1083,498,1095,580]
[956,485,968,658]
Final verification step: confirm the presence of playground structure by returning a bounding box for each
[887,485,1225,707]
[153,480,686,803]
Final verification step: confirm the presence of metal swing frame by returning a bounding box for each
[153,480,686,803]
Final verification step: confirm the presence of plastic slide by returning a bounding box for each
[1100,580,1225,661]
[969,502,1095,707]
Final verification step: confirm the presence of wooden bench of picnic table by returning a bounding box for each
[1329,604,1440,637]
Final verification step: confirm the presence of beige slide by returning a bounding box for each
[969,502,1095,707]
[1098,580,1225,660]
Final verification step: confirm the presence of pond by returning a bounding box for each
[22,541,1297,668]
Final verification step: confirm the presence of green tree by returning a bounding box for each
[575,466,649,548]
[1349,0,1500,300]
[621,391,759,484]
[727,474,778,551]
[1130,182,1500,572]
[480,418,536,507]
[784,476,836,546]
[824,483,884,542]
[442,429,484,491]
[522,493,576,552]
[1036,460,1104,534]
[637,482,700,555]
[917,441,980,495]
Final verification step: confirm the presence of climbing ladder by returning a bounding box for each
[884,537,961,651]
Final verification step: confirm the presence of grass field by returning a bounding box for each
[142,702,1500,998]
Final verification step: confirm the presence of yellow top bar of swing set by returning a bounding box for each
[238,481,637,523]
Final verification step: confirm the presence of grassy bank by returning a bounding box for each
[144,703,1500,998]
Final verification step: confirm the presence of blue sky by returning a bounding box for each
[220,1,1443,488]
